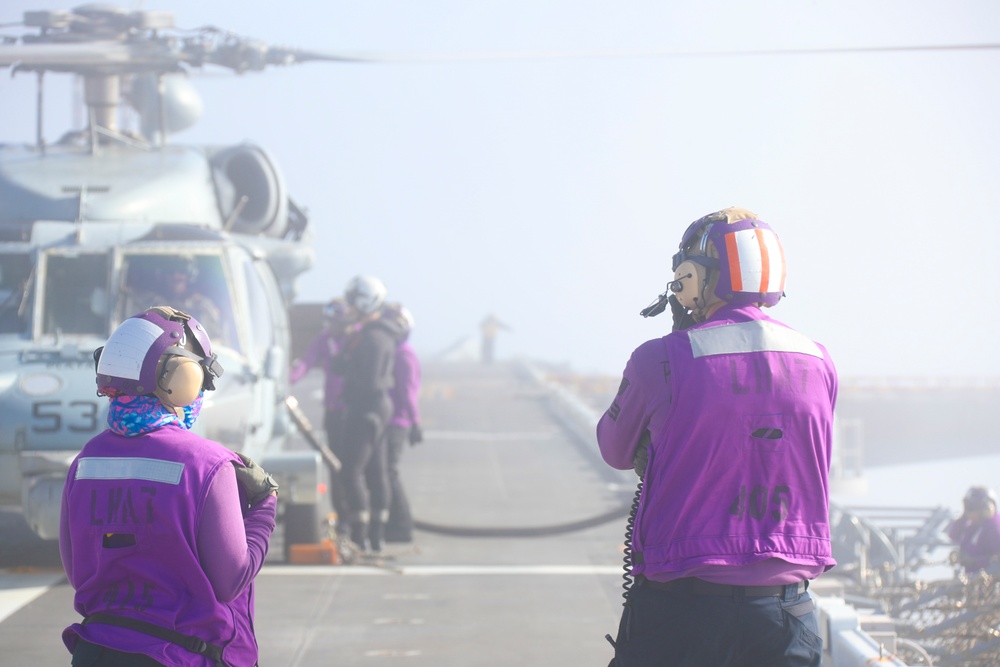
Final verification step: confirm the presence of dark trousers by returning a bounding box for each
[609,580,821,667]
[72,639,165,666]
[384,424,413,541]
[322,409,350,524]
[339,404,391,548]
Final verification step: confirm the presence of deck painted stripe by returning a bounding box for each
[0,573,65,624]
[261,564,622,576]
[425,431,558,442]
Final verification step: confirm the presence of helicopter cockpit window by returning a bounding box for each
[0,253,33,334]
[243,260,275,361]
[117,253,238,351]
[41,254,110,336]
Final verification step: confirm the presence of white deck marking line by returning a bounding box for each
[425,431,558,441]
[261,564,622,576]
[0,573,66,624]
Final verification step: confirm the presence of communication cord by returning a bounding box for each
[619,479,642,603]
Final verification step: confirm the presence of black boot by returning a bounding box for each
[368,519,384,554]
[350,521,369,552]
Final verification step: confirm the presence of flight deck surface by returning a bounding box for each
[0,360,635,666]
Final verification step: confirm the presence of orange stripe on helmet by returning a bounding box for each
[724,232,742,291]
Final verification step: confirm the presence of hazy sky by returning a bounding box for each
[2,1,999,378]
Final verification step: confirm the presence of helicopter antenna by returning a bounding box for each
[34,70,45,151]
[157,73,166,146]
[223,195,250,232]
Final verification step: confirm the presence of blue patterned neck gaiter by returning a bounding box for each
[107,393,203,436]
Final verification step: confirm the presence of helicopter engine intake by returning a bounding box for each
[211,144,290,239]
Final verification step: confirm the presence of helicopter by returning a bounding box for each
[0,4,351,554]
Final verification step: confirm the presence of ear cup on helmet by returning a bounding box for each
[154,355,204,408]
[672,260,707,310]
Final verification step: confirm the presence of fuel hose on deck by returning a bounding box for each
[287,395,632,538]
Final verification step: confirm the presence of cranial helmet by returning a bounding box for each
[94,307,224,408]
[964,486,999,515]
[383,302,415,340]
[670,207,786,315]
[344,275,387,316]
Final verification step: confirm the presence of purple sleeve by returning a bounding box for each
[59,466,75,585]
[198,464,276,603]
[597,347,654,471]
[409,356,422,423]
[299,331,336,370]
[395,346,422,424]
[947,518,966,543]
[985,516,1000,555]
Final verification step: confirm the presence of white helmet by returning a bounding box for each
[384,302,415,338]
[344,275,387,316]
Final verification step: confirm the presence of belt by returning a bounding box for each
[638,576,807,598]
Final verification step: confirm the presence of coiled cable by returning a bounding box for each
[620,479,642,604]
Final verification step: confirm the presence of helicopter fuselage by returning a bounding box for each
[0,137,317,540]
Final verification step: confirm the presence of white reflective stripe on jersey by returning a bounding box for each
[689,320,823,359]
[76,457,184,484]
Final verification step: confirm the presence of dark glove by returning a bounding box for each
[232,453,279,506]
[409,424,423,446]
[668,294,696,332]
[633,430,651,477]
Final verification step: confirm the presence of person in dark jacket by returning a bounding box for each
[336,276,407,554]
[60,306,278,667]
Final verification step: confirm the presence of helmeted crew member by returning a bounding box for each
[124,255,227,346]
[336,275,407,554]
[947,486,1000,572]
[382,303,423,543]
[289,297,357,527]
[598,208,838,667]
[60,306,278,667]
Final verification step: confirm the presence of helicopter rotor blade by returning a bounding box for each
[0,41,382,75]
[310,41,1000,65]
[2,2,997,77]
[256,46,381,65]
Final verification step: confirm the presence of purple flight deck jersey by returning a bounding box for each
[597,304,837,584]
[389,341,421,428]
[948,513,1000,571]
[60,426,269,666]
